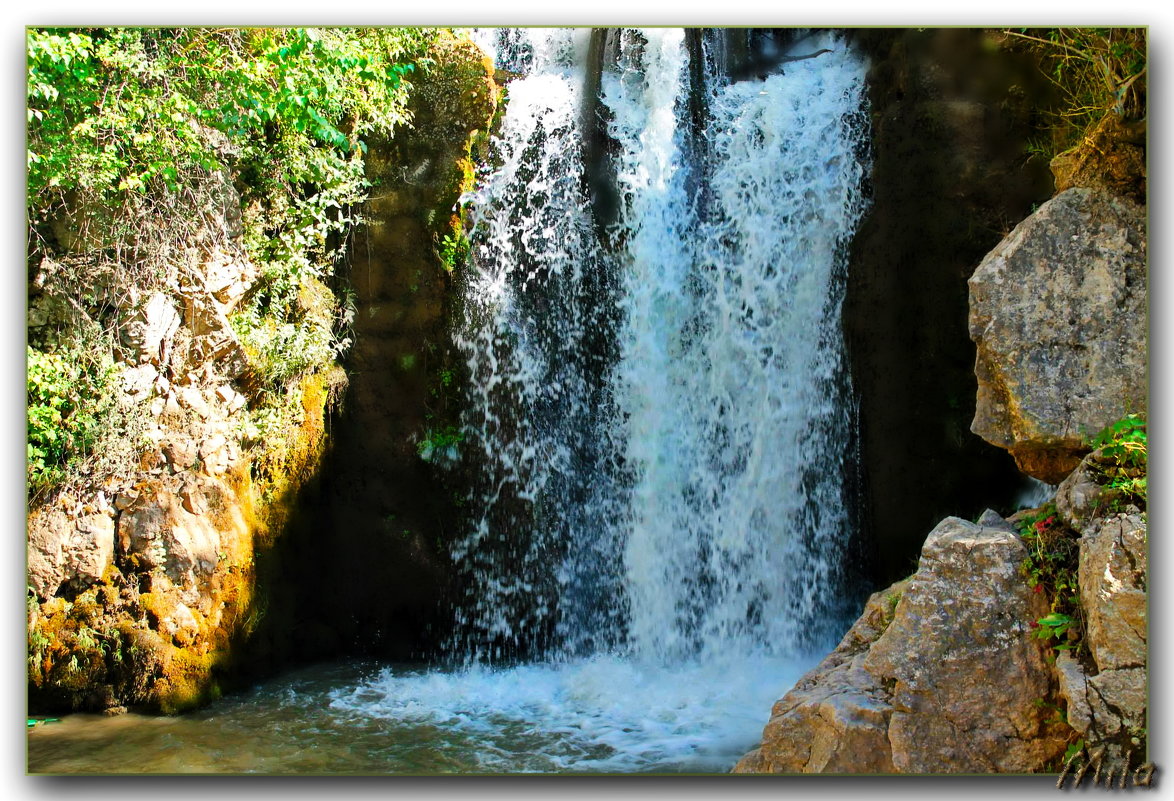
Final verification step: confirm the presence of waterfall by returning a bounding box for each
[333,27,871,773]
[453,27,869,663]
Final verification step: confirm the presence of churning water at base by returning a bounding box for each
[27,658,806,774]
[29,29,871,776]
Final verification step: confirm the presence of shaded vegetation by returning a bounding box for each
[1000,27,1146,161]
[1018,503,1084,661]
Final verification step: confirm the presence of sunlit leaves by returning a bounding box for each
[26,26,437,275]
[26,345,115,494]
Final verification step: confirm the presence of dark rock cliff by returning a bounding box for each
[279,34,499,660]
[843,28,1057,585]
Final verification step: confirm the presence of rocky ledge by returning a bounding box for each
[733,513,1069,773]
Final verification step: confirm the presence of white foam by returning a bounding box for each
[329,653,810,772]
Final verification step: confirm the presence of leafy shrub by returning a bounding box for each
[1087,413,1146,507]
[438,231,470,271]
[27,345,114,495]
[27,27,438,285]
[231,269,343,395]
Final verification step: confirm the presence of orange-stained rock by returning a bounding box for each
[1051,113,1146,205]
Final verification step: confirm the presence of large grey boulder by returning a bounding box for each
[968,187,1146,484]
[734,514,1068,773]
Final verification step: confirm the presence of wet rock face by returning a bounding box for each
[968,187,1146,484]
[843,28,1056,586]
[290,32,499,660]
[734,514,1068,774]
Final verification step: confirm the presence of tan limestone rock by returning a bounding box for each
[1085,667,1147,737]
[865,517,1064,773]
[733,581,907,773]
[119,489,223,591]
[182,292,250,378]
[27,507,115,599]
[735,515,1067,774]
[1054,453,1107,532]
[121,291,181,367]
[1079,513,1146,673]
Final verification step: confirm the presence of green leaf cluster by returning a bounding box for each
[1088,413,1147,507]
[437,231,470,272]
[26,27,443,495]
[231,272,343,396]
[26,344,115,495]
[417,425,465,461]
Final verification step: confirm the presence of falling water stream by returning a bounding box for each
[28,28,871,775]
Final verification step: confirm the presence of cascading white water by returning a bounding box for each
[449,28,629,660]
[332,27,871,773]
[606,30,869,661]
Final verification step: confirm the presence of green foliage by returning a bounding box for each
[417,425,465,462]
[1087,413,1147,508]
[438,231,470,271]
[1089,412,1147,463]
[1018,503,1084,658]
[1034,612,1075,643]
[1002,27,1146,160]
[27,344,115,495]
[27,26,438,280]
[26,27,444,488]
[230,270,343,396]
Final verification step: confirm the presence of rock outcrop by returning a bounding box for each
[968,187,1147,483]
[734,513,1068,774]
[1051,113,1146,205]
[25,244,316,713]
[27,32,498,713]
[1049,455,1147,763]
